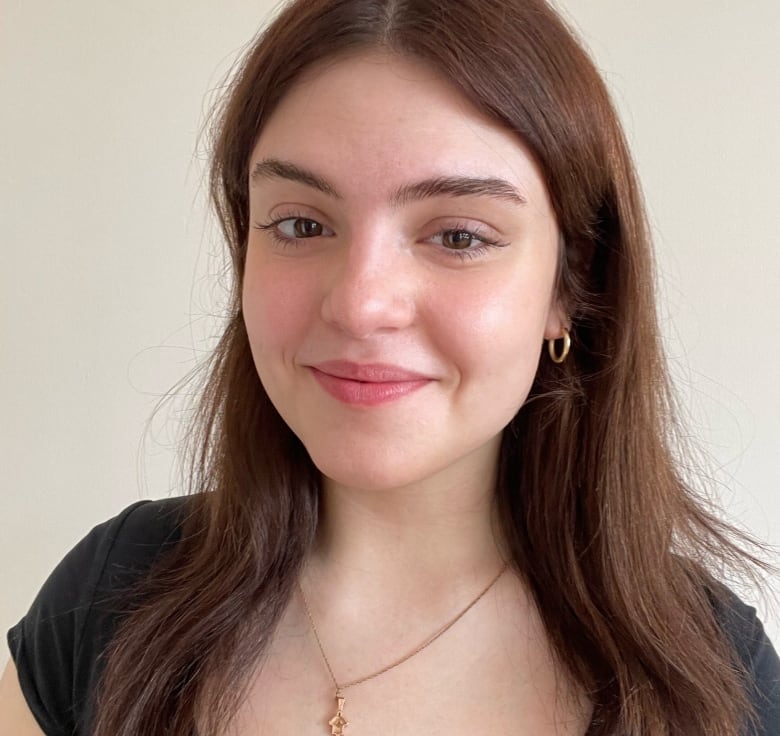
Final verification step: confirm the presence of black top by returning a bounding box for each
[7,498,780,735]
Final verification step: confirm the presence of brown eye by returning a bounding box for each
[254,216,333,243]
[290,218,323,238]
[441,230,476,250]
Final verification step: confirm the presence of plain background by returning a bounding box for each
[2,0,778,668]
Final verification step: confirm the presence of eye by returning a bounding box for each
[278,217,325,238]
[427,225,508,259]
[253,214,334,245]
[439,229,479,250]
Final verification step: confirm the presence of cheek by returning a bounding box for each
[242,259,317,360]
[432,270,553,379]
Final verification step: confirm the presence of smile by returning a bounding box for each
[309,361,432,406]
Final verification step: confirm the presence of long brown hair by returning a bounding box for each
[95,1,766,734]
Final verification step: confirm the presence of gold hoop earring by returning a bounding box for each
[547,328,571,364]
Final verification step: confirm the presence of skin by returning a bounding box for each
[0,51,586,735]
[236,52,588,735]
[244,46,566,610]
[244,53,566,502]
[0,661,45,735]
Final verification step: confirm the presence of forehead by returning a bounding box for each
[250,51,550,208]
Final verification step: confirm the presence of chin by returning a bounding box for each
[302,434,439,491]
[303,432,501,494]
[310,450,420,493]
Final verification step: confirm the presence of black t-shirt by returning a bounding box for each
[7,498,780,735]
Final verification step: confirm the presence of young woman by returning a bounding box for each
[2,0,778,734]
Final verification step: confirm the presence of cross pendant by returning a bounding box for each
[328,692,348,735]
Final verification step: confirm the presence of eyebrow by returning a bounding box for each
[392,176,526,206]
[250,158,340,198]
[250,157,527,206]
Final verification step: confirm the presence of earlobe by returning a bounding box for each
[547,328,571,364]
[543,300,569,342]
[543,301,571,363]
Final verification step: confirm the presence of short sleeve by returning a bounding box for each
[714,588,780,736]
[6,498,185,736]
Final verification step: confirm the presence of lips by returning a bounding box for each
[309,360,432,406]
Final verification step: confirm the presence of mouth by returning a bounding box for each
[308,360,433,406]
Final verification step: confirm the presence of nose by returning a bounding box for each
[320,236,416,338]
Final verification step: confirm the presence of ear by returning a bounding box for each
[543,298,569,341]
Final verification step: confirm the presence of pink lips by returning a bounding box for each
[309,360,432,406]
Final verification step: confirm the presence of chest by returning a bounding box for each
[221,603,591,736]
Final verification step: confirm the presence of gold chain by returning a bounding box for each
[299,563,508,692]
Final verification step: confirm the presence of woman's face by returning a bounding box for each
[243,51,564,492]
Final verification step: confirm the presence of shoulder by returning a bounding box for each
[13,496,188,640]
[89,495,189,587]
[710,584,780,735]
[6,496,191,736]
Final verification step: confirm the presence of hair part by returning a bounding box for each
[95,2,768,734]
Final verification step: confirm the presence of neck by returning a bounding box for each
[307,456,507,602]
[297,450,522,696]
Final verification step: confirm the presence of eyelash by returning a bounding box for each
[253,214,329,249]
[252,215,510,260]
[428,221,510,260]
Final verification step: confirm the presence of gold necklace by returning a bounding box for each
[299,563,508,735]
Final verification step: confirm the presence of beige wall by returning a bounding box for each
[2,0,778,659]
